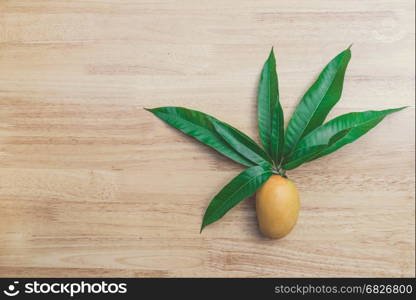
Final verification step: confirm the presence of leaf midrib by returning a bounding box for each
[267,63,273,151]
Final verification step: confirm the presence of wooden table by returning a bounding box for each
[0,0,414,277]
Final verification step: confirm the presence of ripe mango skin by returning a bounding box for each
[256,175,300,239]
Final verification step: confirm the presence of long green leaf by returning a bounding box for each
[302,107,406,161]
[201,165,272,231]
[146,107,254,167]
[257,48,284,164]
[283,107,406,170]
[213,121,273,168]
[284,46,352,157]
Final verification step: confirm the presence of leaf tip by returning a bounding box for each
[393,106,408,113]
[268,46,276,60]
[200,222,206,233]
[384,106,408,114]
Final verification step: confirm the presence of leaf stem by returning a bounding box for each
[272,165,287,178]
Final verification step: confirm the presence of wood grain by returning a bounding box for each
[0,0,414,277]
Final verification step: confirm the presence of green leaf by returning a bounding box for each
[283,107,406,170]
[257,48,284,164]
[284,46,352,157]
[146,107,254,167]
[201,165,272,231]
[212,120,273,168]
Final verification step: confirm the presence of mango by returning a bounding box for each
[256,175,300,239]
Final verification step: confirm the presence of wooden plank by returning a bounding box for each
[0,0,414,277]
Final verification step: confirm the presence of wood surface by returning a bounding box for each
[0,0,414,277]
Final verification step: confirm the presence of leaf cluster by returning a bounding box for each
[146,47,405,231]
